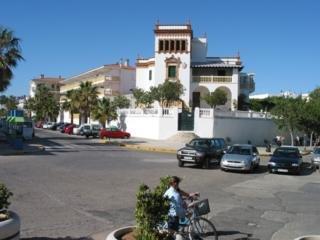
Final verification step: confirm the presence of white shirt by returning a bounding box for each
[163,186,185,218]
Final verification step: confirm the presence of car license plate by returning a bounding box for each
[183,156,193,160]
[278,169,288,173]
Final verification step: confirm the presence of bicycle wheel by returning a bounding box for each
[188,217,218,240]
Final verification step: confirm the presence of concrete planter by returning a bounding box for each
[106,226,135,240]
[0,211,20,240]
[295,236,320,240]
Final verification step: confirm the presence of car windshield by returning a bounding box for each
[227,146,251,155]
[190,139,211,148]
[313,148,320,154]
[92,125,100,130]
[273,148,299,158]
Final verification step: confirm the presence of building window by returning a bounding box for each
[165,40,169,51]
[218,70,226,76]
[170,40,175,52]
[149,70,152,80]
[159,40,164,51]
[168,66,176,78]
[181,40,186,51]
[176,40,180,51]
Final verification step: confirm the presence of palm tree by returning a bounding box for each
[91,97,117,128]
[0,27,24,92]
[61,89,80,124]
[78,81,98,124]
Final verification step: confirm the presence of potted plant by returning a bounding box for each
[107,176,171,240]
[0,182,20,240]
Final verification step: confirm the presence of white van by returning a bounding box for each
[22,121,35,140]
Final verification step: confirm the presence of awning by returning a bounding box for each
[8,116,25,123]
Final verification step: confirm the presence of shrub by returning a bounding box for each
[0,182,13,220]
[134,176,171,240]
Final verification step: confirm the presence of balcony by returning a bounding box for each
[192,76,232,83]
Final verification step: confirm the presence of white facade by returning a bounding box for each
[136,24,255,110]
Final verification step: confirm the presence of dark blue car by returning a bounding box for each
[268,146,302,175]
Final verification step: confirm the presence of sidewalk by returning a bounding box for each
[104,137,312,157]
[0,132,44,156]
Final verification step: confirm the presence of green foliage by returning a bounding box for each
[0,95,17,116]
[25,85,60,121]
[0,27,24,92]
[249,97,276,112]
[0,182,13,217]
[78,81,98,124]
[113,95,130,109]
[203,88,228,108]
[91,97,117,127]
[61,89,80,124]
[135,176,171,240]
[132,88,146,107]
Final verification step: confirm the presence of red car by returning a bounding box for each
[99,127,130,139]
[64,124,77,135]
[35,121,43,128]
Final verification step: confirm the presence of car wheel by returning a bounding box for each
[178,160,184,167]
[85,135,89,139]
[124,135,129,139]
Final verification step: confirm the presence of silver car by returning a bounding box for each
[220,144,260,172]
[311,147,320,169]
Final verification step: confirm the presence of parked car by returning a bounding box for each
[73,124,83,135]
[220,144,260,172]
[311,147,320,169]
[57,123,69,132]
[60,123,72,133]
[50,122,64,131]
[268,146,303,175]
[99,127,130,139]
[35,121,43,128]
[64,124,77,135]
[80,124,101,138]
[43,122,55,129]
[176,138,226,168]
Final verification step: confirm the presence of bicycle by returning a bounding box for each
[161,194,218,240]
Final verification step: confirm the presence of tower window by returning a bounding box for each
[218,70,226,76]
[181,40,186,51]
[176,41,180,51]
[159,40,164,51]
[168,66,177,78]
[149,70,152,80]
[170,40,175,51]
[165,40,169,51]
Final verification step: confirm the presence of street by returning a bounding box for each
[0,129,319,240]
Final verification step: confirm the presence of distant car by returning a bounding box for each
[64,124,77,135]
[176,138,226,169]
[80,124,101,138]
[73,124,84,135]
[99,127,130,139]
[268,146,303,175]
[35,121,43,128]
[61,123,72,133]
[51,122,64,130]
[311,147,320,169]
[57,123,69,132]
[220,144,260,172]
[43,122,55,129]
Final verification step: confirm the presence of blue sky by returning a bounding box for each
[1,0,319,96]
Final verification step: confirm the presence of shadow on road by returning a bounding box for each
[218,230,259,240]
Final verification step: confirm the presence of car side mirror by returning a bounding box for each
[186,143,191,147]
[253,153,257,156]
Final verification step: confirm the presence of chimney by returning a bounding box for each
[124,59,129,67]
[119,58,123,67]
[40,74,44,79]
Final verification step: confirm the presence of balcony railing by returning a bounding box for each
[192,76,232,83]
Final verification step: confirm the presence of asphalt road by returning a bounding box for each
[0,129,319,240]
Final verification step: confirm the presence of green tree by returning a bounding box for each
[62,89,80,124]
[271,96,304,146]
[132,88,146,107]
[0,95,17,116]
[249,97,276,112]
[113,95,130,109]
[78,81,98,124]
[152,81,184,107]
[91,97,117,128]
[26,85,59,121]
[0,27,24,92]
[203,88,228,109]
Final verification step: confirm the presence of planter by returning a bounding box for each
[0,211,20,240]
[295,236,320,240]
[106,226,135,240]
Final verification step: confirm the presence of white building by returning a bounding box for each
[29,74,63,99]
[136,24,255,110]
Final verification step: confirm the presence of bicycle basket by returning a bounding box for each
[194,199,210,216]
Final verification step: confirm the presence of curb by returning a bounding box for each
[124,144,176,154]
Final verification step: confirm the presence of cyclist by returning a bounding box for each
[163,176,198,232]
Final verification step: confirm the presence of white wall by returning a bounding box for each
[111,108,179,139]
[136,64,155,91]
